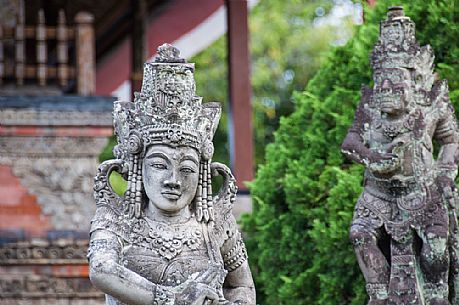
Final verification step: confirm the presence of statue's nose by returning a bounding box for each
[163,171,181,189]
[381,78,392,90]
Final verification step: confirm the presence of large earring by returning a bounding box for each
[134,157,143,218]
[125,154,143,218]
[206,160,214,221]
[196,162,204,222]
[202,160,209,221]
[195,160,213,223]
[125,132,144,218]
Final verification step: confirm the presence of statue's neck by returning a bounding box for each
[144,202,192,224]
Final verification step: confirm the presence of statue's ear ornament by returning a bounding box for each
[127,131,144,155]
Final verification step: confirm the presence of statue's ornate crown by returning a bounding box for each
[113,44,221,161]
[371,6,434,72]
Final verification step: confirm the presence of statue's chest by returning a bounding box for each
[121,218,214,286]
[363,109,437,150]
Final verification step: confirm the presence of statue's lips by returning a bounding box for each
[161,191,182,200]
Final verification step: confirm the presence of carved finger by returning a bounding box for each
[198,285,219,303]
[194,268,217,283]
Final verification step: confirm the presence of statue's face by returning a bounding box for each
[381,21,404,48]
[373,68,412,115]
[142,144,200,215]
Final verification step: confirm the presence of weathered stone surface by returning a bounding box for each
[342,7,459,305]
[0,94,114,305]
[0,96,114,232]
[88,44,256,305]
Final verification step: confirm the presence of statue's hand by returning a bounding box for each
[368,151,400,174]
[173,281,219,305]
[170,266,227,305]
[368,151,397,164]
[436,175,458,210]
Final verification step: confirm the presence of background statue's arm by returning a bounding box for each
[341,130,373,166]
[341,94,374,165]
[434,87,459,181]
[88,229,174,305]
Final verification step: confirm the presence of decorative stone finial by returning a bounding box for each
[387,6,405,19]
[154,43,186,63]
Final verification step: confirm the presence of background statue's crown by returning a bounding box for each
[370,6,434,72]
[113,44,221,161]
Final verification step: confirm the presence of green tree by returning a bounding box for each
[242,1,459,304]
[192,0,356,165]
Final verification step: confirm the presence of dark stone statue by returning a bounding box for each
[342,7,459,305]
[88,44,255,305]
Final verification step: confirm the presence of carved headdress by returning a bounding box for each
[371,7,433,71]
[371,6,437,101]
[113,44,221,221]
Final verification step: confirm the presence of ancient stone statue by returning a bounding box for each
[88,44,256,305]
[342,7,459,305]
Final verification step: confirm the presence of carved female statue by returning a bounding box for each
[88,44,256,305]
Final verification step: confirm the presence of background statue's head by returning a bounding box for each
[370,7,436,113]
[373,67,413,115]
[112,44,221,222]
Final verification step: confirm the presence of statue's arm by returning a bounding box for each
[433,81,459,181]
[341,98,375,166]
[221,227,256,304]
[341,130,372,166]
[210,162,256,304]
[88,229,174,305]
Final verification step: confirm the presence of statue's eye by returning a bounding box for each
[152,163,167,170]
[180,167,196,174]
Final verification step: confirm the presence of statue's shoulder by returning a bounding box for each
[91,159,130,240]
[210,162,239,243]
[347,85,373,134]
[430,80,454,113]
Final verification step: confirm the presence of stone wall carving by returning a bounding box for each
[0,144,106,231]
[0,276,102,297]
[5,157,100,230]
[0,109,112,126]
[0,137,109,157]
[0,239,88,265]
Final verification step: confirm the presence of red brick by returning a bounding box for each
[0,165,51,234]
[0,126,112,137]
[52,265,89,277]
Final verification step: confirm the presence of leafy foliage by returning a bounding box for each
[242,1,459,304]
[192,0,355,165]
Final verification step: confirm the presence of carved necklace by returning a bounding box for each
[130,216,204,260]
[381,113,415,140]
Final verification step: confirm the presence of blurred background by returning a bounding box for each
[0,0,388,304]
